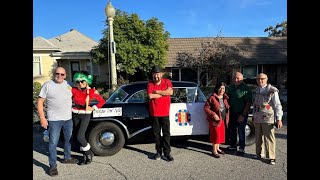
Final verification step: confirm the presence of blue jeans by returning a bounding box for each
[227,112,247,150]
[48,119,73,167]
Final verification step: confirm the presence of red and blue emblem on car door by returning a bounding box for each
[175,109,191,126]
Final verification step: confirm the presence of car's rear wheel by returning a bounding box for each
[244,118,255,146]
[88,122,125,156]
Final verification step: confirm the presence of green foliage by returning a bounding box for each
[99,75,129,100]
[100,89,114,100]
[33,82,42,124]
[33,82,41,102]
[162,72,172,79]
[90,10,170,78]
[264,21,287,37]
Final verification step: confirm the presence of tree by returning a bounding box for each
[264,21,287,37]
[90,10,170,81]
[176,36,242,86]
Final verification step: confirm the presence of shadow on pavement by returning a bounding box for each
[33,126,82,166]
[124,145,155,159]
[33,158,48,172]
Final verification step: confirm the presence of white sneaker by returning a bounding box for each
[269,159,276,165]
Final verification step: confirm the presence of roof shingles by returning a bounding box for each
[166,37,287,67]
[48,29,98,52]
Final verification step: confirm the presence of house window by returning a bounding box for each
[242,65,257,79]
[33,56,41,76]
[172,68,204,85]
[86,60,99,75]
[171,68,180,81]
[92,63,100,75]
[181,68,197,83]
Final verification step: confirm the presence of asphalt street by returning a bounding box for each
[33,119,287,180]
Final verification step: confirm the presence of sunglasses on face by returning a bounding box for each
[55,73,65,76]
[76,80,86,84]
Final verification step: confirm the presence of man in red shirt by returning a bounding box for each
[147,65,174,161]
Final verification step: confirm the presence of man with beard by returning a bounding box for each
[147,65,174,161]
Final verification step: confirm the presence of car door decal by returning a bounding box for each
[175,109,191,126]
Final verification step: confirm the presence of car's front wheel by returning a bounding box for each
[88,122,125,156]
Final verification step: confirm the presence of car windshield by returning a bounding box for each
[171,87,207,103]
[107,88,128,103]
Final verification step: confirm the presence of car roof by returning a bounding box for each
[120,81,198,95]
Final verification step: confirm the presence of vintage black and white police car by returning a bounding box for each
[87,81,255,156]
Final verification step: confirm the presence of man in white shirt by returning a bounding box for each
[252,73,283,165]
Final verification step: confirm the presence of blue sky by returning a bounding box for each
[33,0,287,42]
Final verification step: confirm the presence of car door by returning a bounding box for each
[169,87,209,136]
[124,90,151,135]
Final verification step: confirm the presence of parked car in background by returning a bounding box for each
[86,81,255,156]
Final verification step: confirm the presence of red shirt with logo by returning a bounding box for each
[147,78,172,117]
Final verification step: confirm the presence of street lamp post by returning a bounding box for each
[105,1,117,90]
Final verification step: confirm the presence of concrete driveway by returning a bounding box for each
[33,119,287,180]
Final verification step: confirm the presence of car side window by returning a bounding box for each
[195,88,207,102]
[107,88,128,103]
[171,87,206,103]
[186,88,196,103]
[127,90,148,103]
[172,88,196,103]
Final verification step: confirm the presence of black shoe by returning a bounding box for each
[154,152,161,160]
[61,157,79,164]
[217,150,225,155]
[254,155,262,159]
[49,166,58,176]
[211,152,220,158]
[164,154,174,162]
[78,153,87,165]
[85,150,94,164]
[237,148,245,155]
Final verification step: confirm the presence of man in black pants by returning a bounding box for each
[147,65,174,161]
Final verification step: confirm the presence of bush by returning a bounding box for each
[33,82,42,124]
[94,76,129,100]
[33,82,41,102]
[100,89,114,100]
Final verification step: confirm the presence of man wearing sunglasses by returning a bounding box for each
[71,71,106,165]
[37,67,79,177]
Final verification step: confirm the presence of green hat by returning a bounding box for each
[73,71,93,85]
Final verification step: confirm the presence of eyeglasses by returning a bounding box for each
[55,73,65,76]
[76,80,86,84]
